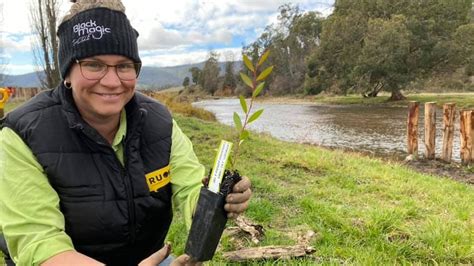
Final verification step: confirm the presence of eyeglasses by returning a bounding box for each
[75,59,141,81]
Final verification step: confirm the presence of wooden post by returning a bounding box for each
[460,110,473,165]
[424,102,436,159]
[407,101,420,157]
[441,103,456,162]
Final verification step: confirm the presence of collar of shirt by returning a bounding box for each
[112,110,127,165]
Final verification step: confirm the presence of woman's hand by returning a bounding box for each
[224,176,252,218]
[172,254,202,266]
[138,244,202,266]
[138,244,171,266]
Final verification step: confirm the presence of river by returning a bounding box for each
[193,99,462,161]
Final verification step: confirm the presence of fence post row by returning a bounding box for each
[13,88,40,100]
[408,102,473,165]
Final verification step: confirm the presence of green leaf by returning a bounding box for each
[256,66,274,81]
[239,95,248,113]
[239,139,245,146]
[243,55,255,72]
[252,82,265,98]
[240,72,253,88]
[248,109,264,124]
[233,112,242,131]
[257,50,271,67]
[240,130,250,141]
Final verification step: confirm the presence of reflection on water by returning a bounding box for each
[193,99,461,161]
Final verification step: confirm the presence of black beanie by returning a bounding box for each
[57,7,141,79]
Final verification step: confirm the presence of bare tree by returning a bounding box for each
[29,0,60,89]
[0,2,8,85]
[0,53,7,86]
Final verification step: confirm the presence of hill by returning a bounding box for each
[0,61,242,89]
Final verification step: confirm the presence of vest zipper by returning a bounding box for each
[123,109,147,245]
[76,124,138,245]
[104,141,138,245]
[110,146,137,245]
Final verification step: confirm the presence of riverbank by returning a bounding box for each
[5,93,472,183]
[191,96,473,185]
[168,114,473,264]
[158,86,474,108]
[252,92,474,109]
[248,92,474,184]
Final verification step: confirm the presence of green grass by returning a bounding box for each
[407,93,474,109]
[2,99,473,265]
[313,92,474,109]
[165,114,474,265]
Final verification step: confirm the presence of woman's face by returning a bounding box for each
[68,54,137,122]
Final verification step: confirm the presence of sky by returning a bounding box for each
[0,0,334,75]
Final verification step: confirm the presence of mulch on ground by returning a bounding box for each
[403,158,474,185]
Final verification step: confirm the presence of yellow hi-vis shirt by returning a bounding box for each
[0,111,204,265]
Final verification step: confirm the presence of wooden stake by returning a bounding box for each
[424,102,436,159]
[407,101,419,157]
[460,110,473,165]
[441,103,456,162]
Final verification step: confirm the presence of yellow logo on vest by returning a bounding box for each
[145,165,171,192]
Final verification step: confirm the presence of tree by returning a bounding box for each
[243,4,324,95]
[222,53,237,93]
[308,0,472,99]
[182,76,190,88]
[471,0,474,21]
[29,0,61,89]
[189,67,201,85]
[304,12,367,95]
[355,15,411,100]
[200,51,220,95]
[453,23,474,75]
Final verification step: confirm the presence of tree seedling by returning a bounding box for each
[185,50,273,262]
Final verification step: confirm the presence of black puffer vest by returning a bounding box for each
[2,85,173,265]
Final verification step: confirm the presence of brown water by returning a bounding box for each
[193,99,461,161]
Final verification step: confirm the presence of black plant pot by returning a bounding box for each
[185,170,241,261]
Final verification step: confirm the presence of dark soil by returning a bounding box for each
[322,145,474,185]
[403,158,474,185]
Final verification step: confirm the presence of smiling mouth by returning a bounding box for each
[96,93,122,98]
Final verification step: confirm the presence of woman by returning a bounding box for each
[0,1,251,265]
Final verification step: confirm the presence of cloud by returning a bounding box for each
[132,0,334,52]
[140,47,242,67]
[1,1,31,34]
[1,33,33,53]
[139,24,189,49]
[0,63,37,76]
[139,23,235,50]
[3,0,334,75]
[206,13,261,34]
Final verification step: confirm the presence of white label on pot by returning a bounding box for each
[208,140,233,193]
